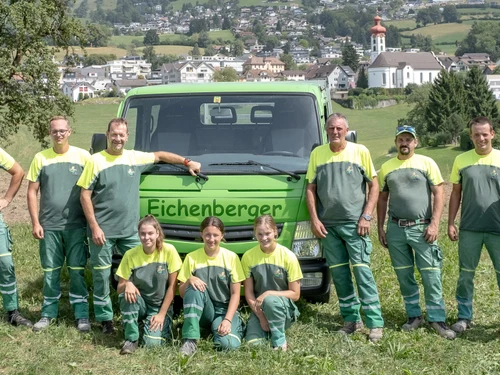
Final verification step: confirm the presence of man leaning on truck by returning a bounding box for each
[77,117,201,334]
[306,113,384,343]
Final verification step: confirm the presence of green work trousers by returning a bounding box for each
[89,235,140,322]
[321,222,384,329]
[456,230,500,320]
[119,294,173,346]
[386,221,445,322]
[182,286,243,350]
[0,214,18,312]
[40,228,89,319]
[245,295,299,348]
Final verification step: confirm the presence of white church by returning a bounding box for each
[367,16,444,89]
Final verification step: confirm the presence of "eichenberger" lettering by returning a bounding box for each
[147,199,283,222]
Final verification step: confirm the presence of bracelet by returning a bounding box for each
[223,318,232,324]
[183,158,192,166]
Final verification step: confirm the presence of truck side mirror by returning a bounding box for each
[346,130,357,143]
[90,133,107,154]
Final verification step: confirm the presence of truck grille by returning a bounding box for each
[161,223,284,242]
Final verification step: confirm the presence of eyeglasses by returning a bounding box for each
[51,129,70,136]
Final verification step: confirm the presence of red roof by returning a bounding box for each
[370,15,386,35]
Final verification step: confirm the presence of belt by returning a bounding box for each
[391,217,431,227]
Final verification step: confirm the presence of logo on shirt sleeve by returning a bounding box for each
[217,271,228,282]
[273,269,283,280]
[69,166,78,175]
[127,168,135,176]
[156,265,166,274]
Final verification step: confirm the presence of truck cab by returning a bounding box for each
[93,81,356,303]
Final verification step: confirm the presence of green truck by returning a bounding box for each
[92,81,356,303]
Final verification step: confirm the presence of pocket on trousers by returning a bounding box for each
[0,224,13,253]
[431,244,443,267]
[360,236,373,263]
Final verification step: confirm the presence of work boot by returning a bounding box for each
[402,315,424,331]
[76,318,91,333]
[337,321,364,335]
[179,339,197,356]
[101,320,114,334]
[368,328,383,343]
[32,317,52,332]
[451,319,471,334]
[120,340,138,355]
[273,341,288,352]
[8,310,33,327]
[430,322,456,340]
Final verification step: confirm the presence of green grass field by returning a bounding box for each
[384,19,417,29]
[3,101,500,374]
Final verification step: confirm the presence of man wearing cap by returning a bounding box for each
[448,116,500,334]
[377,125,455,339]
[306,113,384,343]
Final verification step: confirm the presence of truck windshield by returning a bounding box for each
[124,93,322,173]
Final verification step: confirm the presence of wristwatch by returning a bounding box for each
[361,214,372,221]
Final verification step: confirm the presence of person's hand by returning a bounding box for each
[150,313,165,332]
[0,198,10,211]
[311,219,327,239]
[91,225,106,246]
[254,291,269,311]
[32,223,44,240]
[424,223,439,243]
[357,218,370,236]
[217,319,231,336]
[448,224,458,242]
[124,281,141,303]
[378,228,388,248]
[188,276,207,292]
[187,161,202,176]
[258,315,270,332]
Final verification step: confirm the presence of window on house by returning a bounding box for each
[392,73,395,85]
[198,73,204,78]
[186,67,193,72]
[407,72,410,79]
[420,72,423,83]
[429,72,432,81]
[382,73,386,85]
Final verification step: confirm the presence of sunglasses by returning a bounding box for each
[396,126,416,133]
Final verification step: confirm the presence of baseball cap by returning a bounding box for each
[395,125,416,138]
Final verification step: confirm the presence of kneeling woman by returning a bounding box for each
[116,215,182,354]
[242,215,303,351]
[178,216,245,355]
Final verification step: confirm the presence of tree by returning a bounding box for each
[143,29,160,45]
[231,40,244,57]
[280,54,297,71]
[341,44,359,72]
[455,21,500,61]
[385,25,402,48]
[191,43,201,57]
[464,66,500,124]
[212,14,221,29]
[74,0,89,18]
[213,67,239,82]
[356,66,368,89]
[190,19,209,35]
[443,4,459,23]
[0,0,86,145]
[222,16,232,30]
[85,23,111,47]
[83,54,117,66]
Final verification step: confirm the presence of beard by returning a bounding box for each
[399,146,410,155]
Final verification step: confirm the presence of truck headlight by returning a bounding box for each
[292,221,322,259]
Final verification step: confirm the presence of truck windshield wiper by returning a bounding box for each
[209,160,300,181]
[156,162,209,182]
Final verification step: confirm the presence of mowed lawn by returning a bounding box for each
[3,102,500,374]
[401,23,471,44]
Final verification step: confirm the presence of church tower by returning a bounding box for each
[370,15,386,63]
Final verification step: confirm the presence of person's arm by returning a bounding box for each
[424,183,444,243]
[117,277,141,304]
[306,183,327,238]
[448,183,462,241]
[358,177,379,236]
[153,151,201,176]
[217,281,241,336]
[0,162,24,211]
[377,191,389,248]
[80,188,105,246]
[150,271,178,332]
[27,181,44,239]
[244,277,269,332]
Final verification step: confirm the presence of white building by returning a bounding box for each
[486,75,500,100]
[368,52,444,88]
[62,82,95,102]
[104,57,152,80]
[161,61,216,84]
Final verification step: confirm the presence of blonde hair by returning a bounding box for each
[253,214,278,234]
[138,214,164,251]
